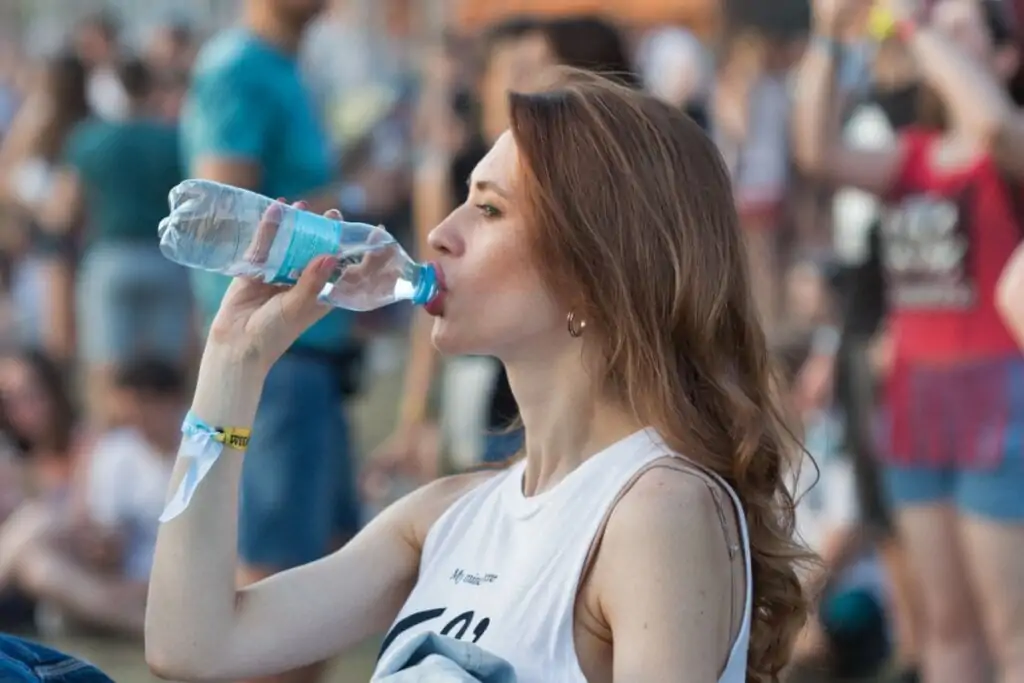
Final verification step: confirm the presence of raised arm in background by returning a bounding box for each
[792,0,905,194]
[795,0,1024,191]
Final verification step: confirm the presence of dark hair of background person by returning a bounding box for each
[477,15,547,64]
[0,350,77,457]
[919,0,1024,128]
[117,57,154,101]
[450,16,550,210]
[33,52,91,162]
[983,0,1024,105]
[542,15,640,88]
[454,16,549,140]
[508,67,811,682]
[164,21,194,51]
[78,9,120,44]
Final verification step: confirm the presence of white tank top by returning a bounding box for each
[372,428,753,683]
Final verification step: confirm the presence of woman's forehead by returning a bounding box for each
[473,132,519,189]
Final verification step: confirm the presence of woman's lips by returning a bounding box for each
[425,261,446,316]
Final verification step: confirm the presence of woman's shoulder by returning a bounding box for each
[395,469,504,552]
[607,459,738,543]
[582,461,744,672]
[595,456,746,587]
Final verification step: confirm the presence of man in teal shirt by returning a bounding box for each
[180,5,359,681]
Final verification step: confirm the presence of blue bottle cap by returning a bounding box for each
[412,263,439,306]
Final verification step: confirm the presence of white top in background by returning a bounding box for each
[86,427,174,581]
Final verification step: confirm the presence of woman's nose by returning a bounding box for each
[427,209,466,257]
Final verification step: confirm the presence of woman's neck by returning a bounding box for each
[506,354,645,497]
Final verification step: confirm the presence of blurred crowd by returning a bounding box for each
[0,1,1020,682]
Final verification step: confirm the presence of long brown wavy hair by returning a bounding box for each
[507,67,811,683]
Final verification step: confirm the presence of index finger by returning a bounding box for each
[243,200,284,266]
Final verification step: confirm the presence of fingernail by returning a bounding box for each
[294,200,309,210]
[276,197,286,203]
[319,256,337,274]
[325,209,341,219]
[264,203,283,221]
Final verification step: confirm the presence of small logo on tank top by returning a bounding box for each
[449,568,498,586]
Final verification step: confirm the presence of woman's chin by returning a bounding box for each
[430,318,481,356]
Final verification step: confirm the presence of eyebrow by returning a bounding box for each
[467,177,509,199]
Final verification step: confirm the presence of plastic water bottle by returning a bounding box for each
[158,179,439,311]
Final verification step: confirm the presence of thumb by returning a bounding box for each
[280,255,337,329]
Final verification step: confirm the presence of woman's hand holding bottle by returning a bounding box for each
[191,201,341,428]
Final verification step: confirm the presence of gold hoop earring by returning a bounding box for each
[567,310,586,338]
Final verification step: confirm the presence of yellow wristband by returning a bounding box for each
[868,5,897,41]
[212,427,252,450]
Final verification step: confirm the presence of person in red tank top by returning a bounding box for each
[793,1,1024,683]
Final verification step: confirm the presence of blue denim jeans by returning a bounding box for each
[238,350,360,569]
[0,635,113,682]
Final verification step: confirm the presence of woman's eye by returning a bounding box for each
[476,204,501,219]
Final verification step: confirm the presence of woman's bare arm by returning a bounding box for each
[593,466,740,683]
[0,94,44,208]
[145,348,490,681]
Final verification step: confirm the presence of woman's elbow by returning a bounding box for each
[144,634,217,681]
[145,645,194,681]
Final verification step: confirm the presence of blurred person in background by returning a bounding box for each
[180,1,364,680]
[145,20,196,123]
[713,28,794,341]
[636,25,712,130]
[41,58,187,428]
[303,0,412,232]
[145,20,197,75]
[0,53,91,362]
[73,10,128,122]
[0,357,180,637]
[0,41,23,140]
[824,32,925,683]
[373,15,640,483]
[794,1,1024,683]
[0,350,83,630]
[779,265,891,680]
[154,67,190,122]
[0,351,80,504]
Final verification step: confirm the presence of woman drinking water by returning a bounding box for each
[144,69,811,683]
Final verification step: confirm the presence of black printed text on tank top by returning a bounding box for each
[881,182,976,310]
[377,605,494,662]
[377,568,499,660]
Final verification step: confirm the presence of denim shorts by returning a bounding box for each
[0,635,113,682]
[238,350,360,569]
[76,242,192,364]
[11,255,50,347]
[883,357,1024,521]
